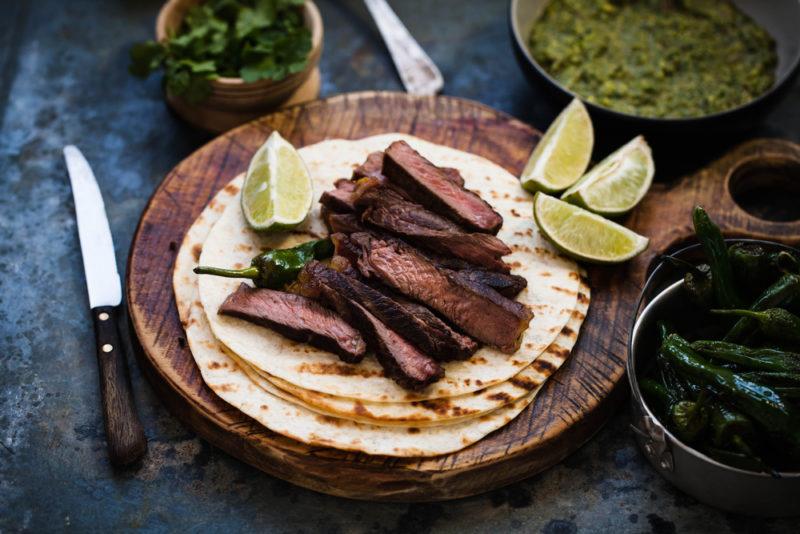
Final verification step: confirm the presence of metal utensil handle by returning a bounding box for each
[92,306,147,466]
[363,0,444,95]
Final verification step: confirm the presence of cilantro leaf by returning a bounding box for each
[129,0,311,103]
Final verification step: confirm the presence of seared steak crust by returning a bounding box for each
[383,141,502,234]
[354,180,511,272]
[349,233,533,353]
[298,262,443,389]
[218,283,367,363]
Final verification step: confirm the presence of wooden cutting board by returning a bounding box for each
[126,91,800,501]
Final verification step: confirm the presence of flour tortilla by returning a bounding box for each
[198,134,582,402]
[260,283,589,426]
[185,300,541,456]
[174,179,588,429]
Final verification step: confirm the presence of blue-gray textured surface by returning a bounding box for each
[1,1,798,532]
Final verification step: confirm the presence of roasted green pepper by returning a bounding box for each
[713,308,800,344]
[194,238,334,289]
[724,274,800,342]
[692,206,741,308]
[662,256,713,307]
[660,333,800,456]
[729,243,772,294]
[690,340,800,373]
[640,377,673,417]
[671,396,709,442]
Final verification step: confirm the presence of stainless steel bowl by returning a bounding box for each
[509,0,800,137]
[628,240,800,517]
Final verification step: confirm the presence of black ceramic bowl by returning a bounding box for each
[628,240,800,516]
[509,0,800,137]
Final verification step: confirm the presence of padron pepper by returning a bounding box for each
[692,206,741,309]
[728,243,773,294]
[724,273,800,342]
[194,238,334,289]
[662,255,713,307]
[660,333,800,457]
[690,340,800,373]
[670,394,709,443]
[713,308,800,344]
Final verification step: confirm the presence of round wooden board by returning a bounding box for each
[126,91,800,501]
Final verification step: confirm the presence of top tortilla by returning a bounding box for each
[198,134,582,402]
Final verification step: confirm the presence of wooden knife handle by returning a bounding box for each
[92,306,147,466]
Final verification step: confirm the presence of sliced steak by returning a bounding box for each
[354,179,512,272]
[298,262,443,389]
[349,233,532,353]
[305,260,476,361]
[218,283,367,363]
[319,178,358,212]
[383,141,503,234]
[325,211,368,234]
[352,151,386,181]
[354,150,465,187]
[455,269,528,298]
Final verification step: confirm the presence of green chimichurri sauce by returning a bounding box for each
[528,0,777,118]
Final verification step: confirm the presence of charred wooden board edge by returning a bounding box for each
[125,91,800,501]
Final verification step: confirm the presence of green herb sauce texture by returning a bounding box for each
[130,0,311,103]
[528,0,777,118]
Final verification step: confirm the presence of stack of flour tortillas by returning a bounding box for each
[173,134,590,457]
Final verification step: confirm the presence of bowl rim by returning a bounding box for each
[155,0,323,87]
[628,238,800,478]
[508,0,800,124]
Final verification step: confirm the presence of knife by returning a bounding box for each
[363,0,444,95]
[64,145,147,467]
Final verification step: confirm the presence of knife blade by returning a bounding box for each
[64,145,147,467]
[64,146,122,308]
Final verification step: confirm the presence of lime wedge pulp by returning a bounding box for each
[241,131,313,232]
[520,98,594,194]
[533,192,648,264]
[561,135,654,216]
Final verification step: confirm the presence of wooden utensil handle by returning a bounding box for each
[363,0,444,95]
[92,306,147,466]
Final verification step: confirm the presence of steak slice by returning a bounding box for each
[298,262,443,389]
[324,211,368,234]
[354,180,512,272]
[320,178,358,212]
[383,141,503,234]
[455,269,528,298]
[349,233,532,352]
[354,150,465,187]
[309,260,477,361]
[218,283,367,363]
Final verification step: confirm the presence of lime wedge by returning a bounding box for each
[533,193,648,264]
[561,136,654,216]
[521,98,594,194]
[241,131,313,232]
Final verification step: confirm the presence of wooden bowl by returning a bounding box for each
[155,0,323,132]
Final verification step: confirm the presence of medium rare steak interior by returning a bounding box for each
[383,141,503,234]
[348,232,532,353]
[354,179,512,272]
[297,261,443,389]
[219,283,367,363]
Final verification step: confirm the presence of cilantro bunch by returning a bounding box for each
[130,0,311,103]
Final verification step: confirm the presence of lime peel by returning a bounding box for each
[520,98,594,194]
[533,192,648,264]
[241,131,313,233]
[561,135,654,216]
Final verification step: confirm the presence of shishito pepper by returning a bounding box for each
[692,206,741,309]
[690,340,800,373]
[194,238,334,289]
[660,333,800,457]
[662,255,713,307]
[713,308,800,344]
[724,274,800,342]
